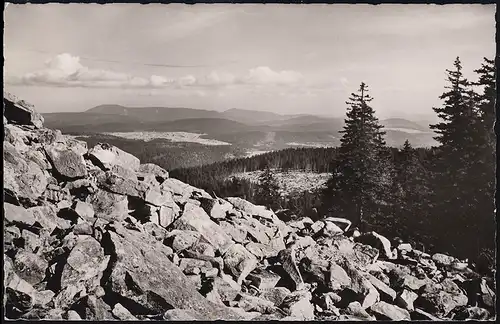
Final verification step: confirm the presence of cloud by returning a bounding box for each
[7,53,305,90]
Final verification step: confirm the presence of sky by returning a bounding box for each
[3,3,495,120]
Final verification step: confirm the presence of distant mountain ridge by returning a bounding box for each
[42,104,437,147]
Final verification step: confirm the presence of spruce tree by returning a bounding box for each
[429,57,492,258]
[255,166,281,210]
[322,82,392,231]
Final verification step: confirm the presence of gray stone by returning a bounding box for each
[4,91,44,128]
[87,143,140,171]
[223,244,258,285]
[370,301,411,320]
[112,303,138,320]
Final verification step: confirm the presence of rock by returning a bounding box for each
[329,262,352,291]
[396,289,419,311]
[397,243,412,252]
[3,91,44,128]
[60,236,110,296]
[200,197,232,219]
[452,306,490,320]
[71,295,115,320]
[432,253,456,267]
[89,190,129,222]
[138,163,169,181]
[341,259,380,309]
[191,242,216,257]
[172,205,232,253]
[352,243,379,267]
[165,230,202,252]
[278,247,305,291]
[261,287,291,306]
[300,256,329,286]
[13,251,48,285]
[411,307,441,320]
[96,167,143,197]
[5,270,36,315]
[87,143,140,171]
[323,217,352,232]
[355,231,393,260]
[320,292,342,312]
[33,290,55,308]
[321,221,344,237]
[415,279,468,316]
[161,178,212,202]
[29,205,71,231]
[112,303,138,320]
[219,220,247,243]
[66,310,82,320]
[248,268,281,290]
[44,144,87,180]
[345,301,376,320]
[21,230,43,253]
[280,290,314,320]
[73,221,94,235]
[370,301,411,320]
[163,309,203,320]
[4,202,36,226]
[366,273,396,302]
[72,200,95,221]
[206,276,241,304]
[480,278,495,309]
[223,244,258,284]
[237,294,276,313]
[143,222,169,241]
[104,227,241,320]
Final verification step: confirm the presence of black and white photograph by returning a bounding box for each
[3,3,496,321]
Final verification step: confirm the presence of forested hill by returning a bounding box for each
[170,147,338,187]
[169,146,432,190]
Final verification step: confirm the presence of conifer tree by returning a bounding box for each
[392,140,432,244]
[429,57,493,257]
[322,82,392,231]
[255,166,281,210]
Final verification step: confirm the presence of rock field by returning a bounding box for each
[3,92,496,320]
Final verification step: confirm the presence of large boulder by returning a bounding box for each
[89,189,129,222]
[138,163,169,181]
[223,244,258,285]
[4,202,37,226]
[103,225,241,320]
[4,91,44,128]
[87,143,140,171]
[44,142,87,180]
[171,204,233,253]
[370,301,411,320]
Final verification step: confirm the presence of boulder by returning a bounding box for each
[341,259,380,309]
[329,262,352,291]
[89,190,129,222]
[323,217,352,232]
[28,205,71,231]
[87,143,140,171]
[366,273,396,302]
[4,203,37,226]
[261,287,291,306]
[60,236,110,296]
[278,247,305,291]
[344,301,376,320]
[13,251,48,285]
[163,309,203,320]
[452,306,490,320]
[72,200,95,221]
[200,197,232,219]
[247,268,281,290]
[138,163,169,181]
[165,230,201,252]
[223,244,258,284]
[44,143,87,180]
[4,157,48,206]
[415,279,468,316]
[432,253,456,267]
[103,226,241,320]
[236,294,276,314]
[355,231,393,260]
[3,91,44,128]
[370,301,411,320]
[479,278,495,309]
[321,221,344,237]
[171,204,232,253]
[279,290,314,320]
[219,220,248,244]
[396,289,419,311]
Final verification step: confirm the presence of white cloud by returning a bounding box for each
[8,53,305,90]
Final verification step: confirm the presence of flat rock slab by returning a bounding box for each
[104,225,241,320]
[370,301,411,320]
[88,143,140,172]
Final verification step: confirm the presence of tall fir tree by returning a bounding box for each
[429,57,493,258]
[471,57,496,261]
[255,166,281,211]
[322,82,392,231]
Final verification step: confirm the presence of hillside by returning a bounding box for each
[4,92,495,321]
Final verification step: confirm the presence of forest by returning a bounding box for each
[172,57,496,270]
